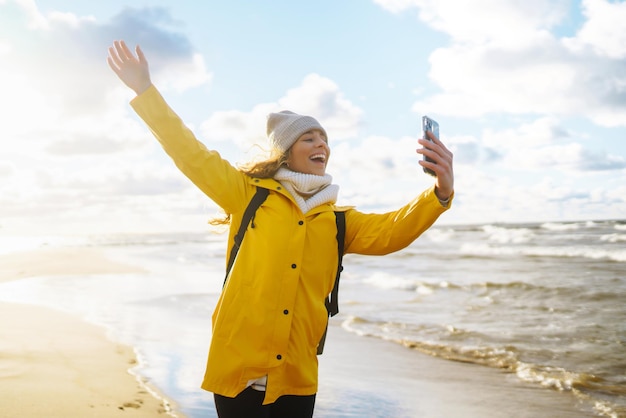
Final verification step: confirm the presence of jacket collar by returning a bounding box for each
[247,177,337,215]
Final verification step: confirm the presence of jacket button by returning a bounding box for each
[283,309,289,315]
[298,220,304,225]
[276,354,282,360]
[291,264,297,269]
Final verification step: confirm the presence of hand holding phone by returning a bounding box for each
[422,115,439,177]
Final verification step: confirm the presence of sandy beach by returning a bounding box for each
[0,248,183,418]
[0,245,595,418]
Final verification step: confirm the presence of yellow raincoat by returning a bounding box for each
[131,86,452,404]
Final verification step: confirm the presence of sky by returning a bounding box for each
[1,0,625,236]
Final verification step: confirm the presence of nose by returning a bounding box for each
[313,133,328,148]
[316,139,329,154]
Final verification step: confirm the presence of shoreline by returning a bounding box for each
[318,321,594,418]
[0,245,596,417]
[0,246,146,283]
[0,247,186,418]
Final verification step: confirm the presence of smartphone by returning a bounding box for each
[422,115,438,177]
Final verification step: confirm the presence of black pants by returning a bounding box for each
[214,387,316,418]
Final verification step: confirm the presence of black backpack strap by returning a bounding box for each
[317,210,346,354]
[326,211,345,317]
[223,186,270,287]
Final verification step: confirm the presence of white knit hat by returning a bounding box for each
[266,110,327,153]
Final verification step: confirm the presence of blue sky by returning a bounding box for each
[1,0,625,236]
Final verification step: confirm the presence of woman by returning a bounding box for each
[107,40,454,418]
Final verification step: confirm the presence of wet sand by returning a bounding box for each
[318,322,591,417]
[0,248,183,418]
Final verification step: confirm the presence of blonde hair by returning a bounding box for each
[240,149,289,179]
[209,148,289,226]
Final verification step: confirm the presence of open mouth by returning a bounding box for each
[310,153,326,164]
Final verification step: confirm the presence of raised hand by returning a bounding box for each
[107,40,152,95]
[417,130,454,201]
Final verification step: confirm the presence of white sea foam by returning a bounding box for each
[362,271,417,290]
[482,225,534,244]
[0,234,89,255]
[600,233,626,243]
[424,227,455,243]
[540,222,582,231]
[460,243,626,262]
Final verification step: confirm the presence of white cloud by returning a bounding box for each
[418,37,584,115]
[374,0,626,127]
[564,0,626,59]
[374,0,568,45]
[199,107,271,153]
[333,133,458,212]
[276,74,363,140]
[442,135,491,165]
[153,52,213,93]
[413,34,626,125]
[0,2,216,234]
[0,2,213,128]
[0,39,10,54]
[483,117,570,150]
[480,118,626,172]
[7,0,48,30]
[508,143,588,171]
[0,2,211,153]
[200,74,363,153]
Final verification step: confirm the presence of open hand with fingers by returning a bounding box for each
[417,130,454,202]
[107,40,152,96]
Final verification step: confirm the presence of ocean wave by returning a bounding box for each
[87,232,225,248]
[541,222,584,231]
[470,281,626,307]
[482,224,535,244]
[424,228,456,243]
[459,242,626,262]
[515,362,596,391]
[342,316,520,369]
[600,233,626,243]
[341,316,624,418]
[361,272,456,293]
[359,274,623,304]
[362,272,416,290]
[471,280,547,293]
[0,235,91,255]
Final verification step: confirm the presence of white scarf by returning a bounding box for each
[274,168,339,214]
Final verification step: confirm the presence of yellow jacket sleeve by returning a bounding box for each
[130,85,248,214]
[344,186,452,255]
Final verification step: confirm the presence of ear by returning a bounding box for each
[284,148,292,166]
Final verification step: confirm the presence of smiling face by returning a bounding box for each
[286,129,330,176]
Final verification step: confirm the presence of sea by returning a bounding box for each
[0,219,624,417]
